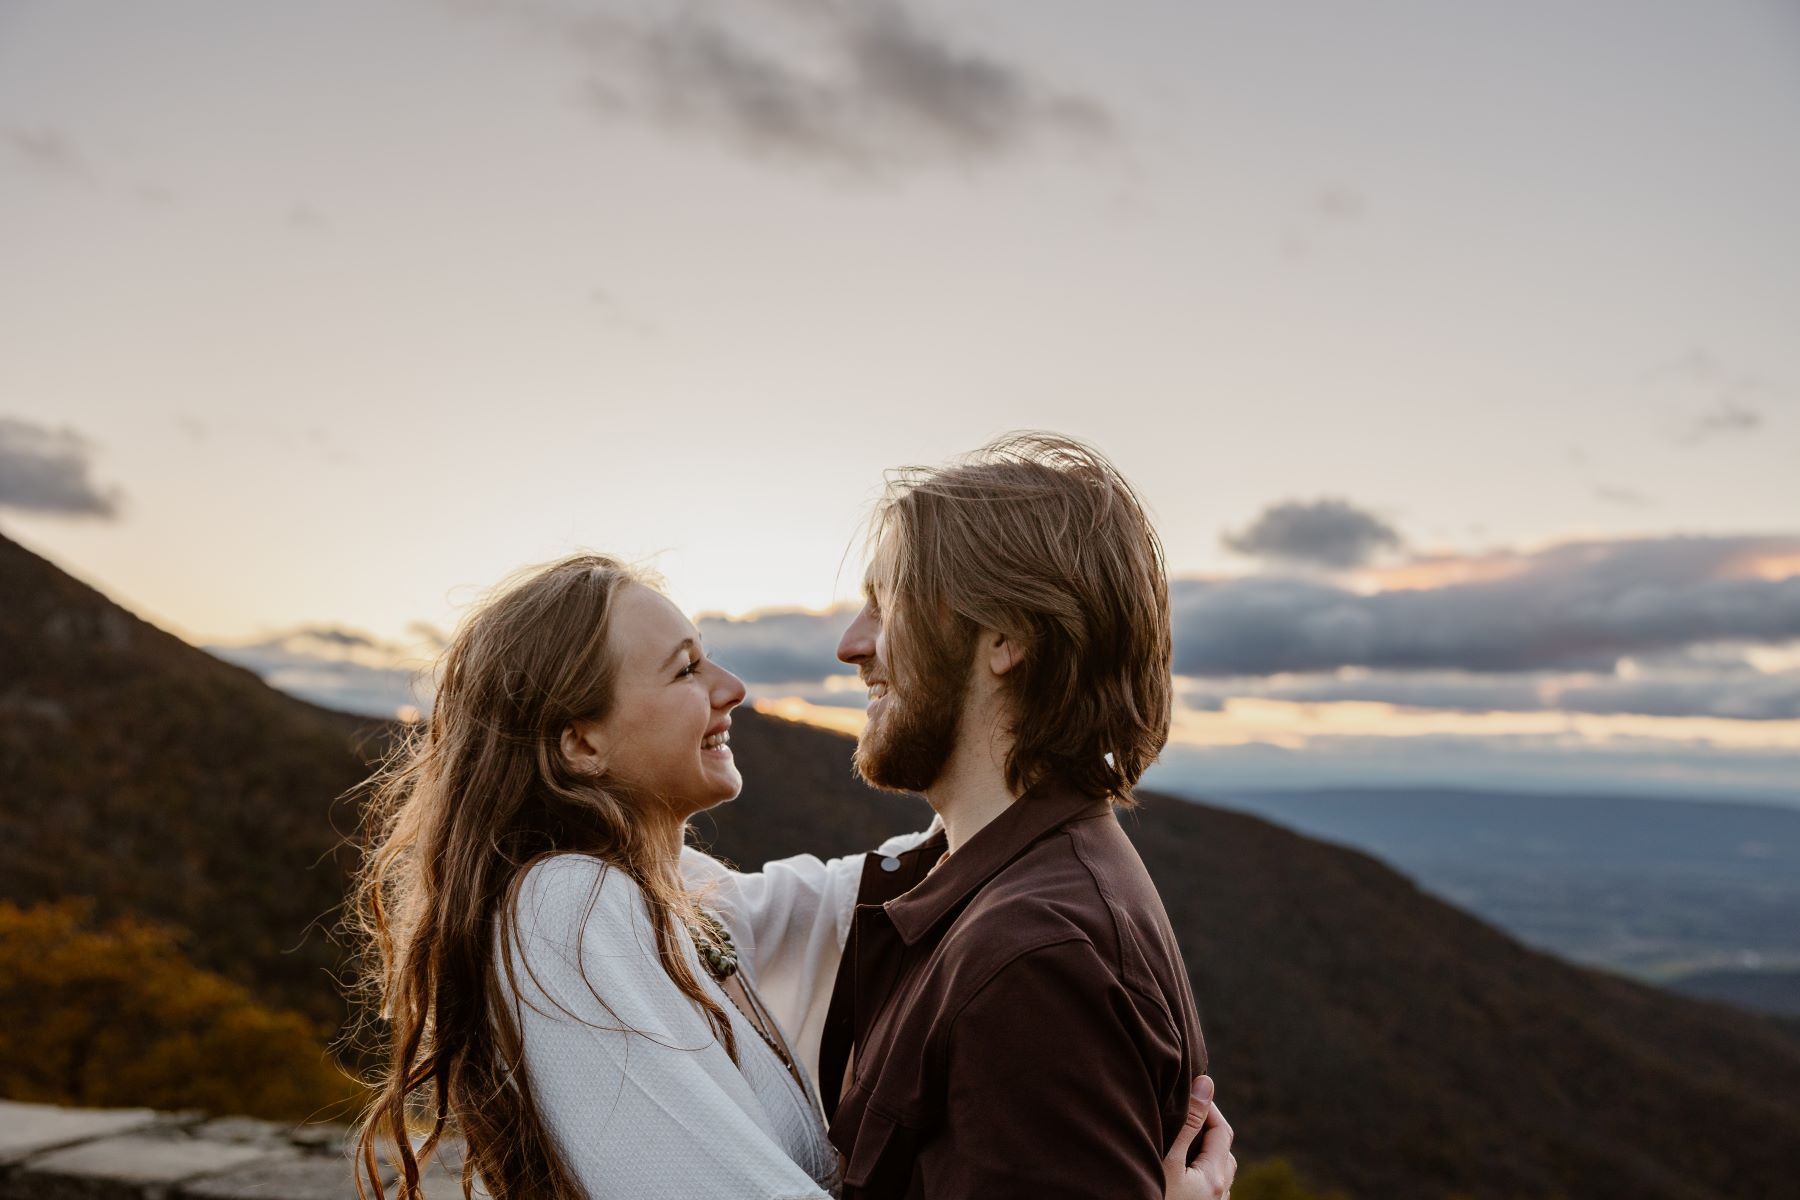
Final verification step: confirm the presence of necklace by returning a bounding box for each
[687,911,813,1100]
[688,909,740,980]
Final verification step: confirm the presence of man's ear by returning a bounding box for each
[560,720,608,777]
[984,629,1023,679]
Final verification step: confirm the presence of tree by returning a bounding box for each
[0,899,362,1122]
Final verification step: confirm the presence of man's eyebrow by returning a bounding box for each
[660,637,699,669]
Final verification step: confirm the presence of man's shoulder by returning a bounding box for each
[938,816,1134,969]
[953,811,1185,1004]
[985,808,1163,924]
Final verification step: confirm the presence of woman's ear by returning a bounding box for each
[984,629,1023,679]
[560,720,607,777]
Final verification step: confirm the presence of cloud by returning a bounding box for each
[1314,186,1365,221]
[1645,348,1777,446]
[672,533,1800,718]
[697,605,858,683]
[1177,654,1800,722]
[286,203,329,232]
[1173,534,1800,677]
[3,127,92,184]
[0,417,122,518]
[207,626,437,719]
[455,0,1115,175]
[1221,497,1405,569]
[1593,485,1652,508]
[1145,730,1800,805]
[1682,399,1763,444]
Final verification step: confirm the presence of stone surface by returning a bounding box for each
[189,1120,291,1148]
[0,1102,162,1164]
[19,1133,283,1193]
[178,1156,365,1200]
[0,1102,471,1200]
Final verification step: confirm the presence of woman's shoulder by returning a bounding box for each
[509,852,652,952]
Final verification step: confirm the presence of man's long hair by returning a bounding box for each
[347,554,736,1198]
[871,433,1173,803]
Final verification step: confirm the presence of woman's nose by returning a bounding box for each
[715,666,747,709]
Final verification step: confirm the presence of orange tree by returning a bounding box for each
[0,898,361,1122]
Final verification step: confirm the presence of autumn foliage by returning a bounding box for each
[0,898,361,1122]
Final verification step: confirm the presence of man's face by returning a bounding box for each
[835,539,974,793]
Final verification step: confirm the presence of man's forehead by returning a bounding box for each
[865,534,899,589]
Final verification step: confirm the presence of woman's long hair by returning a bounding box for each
[349,554,736,1198]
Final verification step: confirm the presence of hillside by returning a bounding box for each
[6,530,1800,1199]
[1669,966,1800,1019]
[0,532,386,1024]
[1203,786,1800,982]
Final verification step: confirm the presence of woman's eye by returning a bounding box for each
[679,658,703,679]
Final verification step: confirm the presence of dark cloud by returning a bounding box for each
[697,606,858,684]
[1174,534,1800,677]
[1178,658,1800,722]
[0,416,121,518]
[463,0,1114,175]
[678,535,1800,721]
[1221,497,1404,569]
[1146,731,1800,804]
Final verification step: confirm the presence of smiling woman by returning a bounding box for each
[348,554,843,1199]
[556,583,749,839]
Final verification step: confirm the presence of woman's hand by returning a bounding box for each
[1162,1075,1235,1200]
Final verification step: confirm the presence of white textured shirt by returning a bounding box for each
[502,827,932,1200]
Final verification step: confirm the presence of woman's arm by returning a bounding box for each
[504,854,831,1200]
[680,824,936,1079]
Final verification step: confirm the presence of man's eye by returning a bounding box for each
[678,658,703,678]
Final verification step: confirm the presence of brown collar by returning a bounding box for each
[883,777,1110,946]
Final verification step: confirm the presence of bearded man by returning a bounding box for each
[819,432,1214,1199]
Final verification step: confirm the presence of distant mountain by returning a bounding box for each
[1669,966,1800,1019]
[1203,786,1800,981]
[6,531,1800,1199]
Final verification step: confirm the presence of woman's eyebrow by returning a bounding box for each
[659,637,698,669]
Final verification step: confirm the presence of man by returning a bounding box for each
[818,432,1218,1199]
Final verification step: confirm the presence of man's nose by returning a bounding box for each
[837,606,876,665]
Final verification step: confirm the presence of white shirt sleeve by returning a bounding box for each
[679,823,938,1083]
[503,854,831,1200]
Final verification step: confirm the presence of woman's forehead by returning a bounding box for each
[613,584,699,665]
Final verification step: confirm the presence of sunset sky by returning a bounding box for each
[4,0,1797,802]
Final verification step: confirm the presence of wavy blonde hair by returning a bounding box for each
[349,554,735,1198]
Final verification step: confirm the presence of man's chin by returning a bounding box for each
[852,739,940,795]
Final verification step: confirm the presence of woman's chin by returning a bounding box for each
[697,767,743,809]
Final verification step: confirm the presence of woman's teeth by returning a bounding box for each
[702,730,730,750]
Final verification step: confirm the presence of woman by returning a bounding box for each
[351,554,1234,1198]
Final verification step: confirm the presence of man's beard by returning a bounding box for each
[853,647,972,795]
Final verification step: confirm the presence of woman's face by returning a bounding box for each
[574,582,747,821]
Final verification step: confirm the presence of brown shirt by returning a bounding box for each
[820,778,1206,1199]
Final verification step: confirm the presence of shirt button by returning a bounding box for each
[879,855,902,872]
